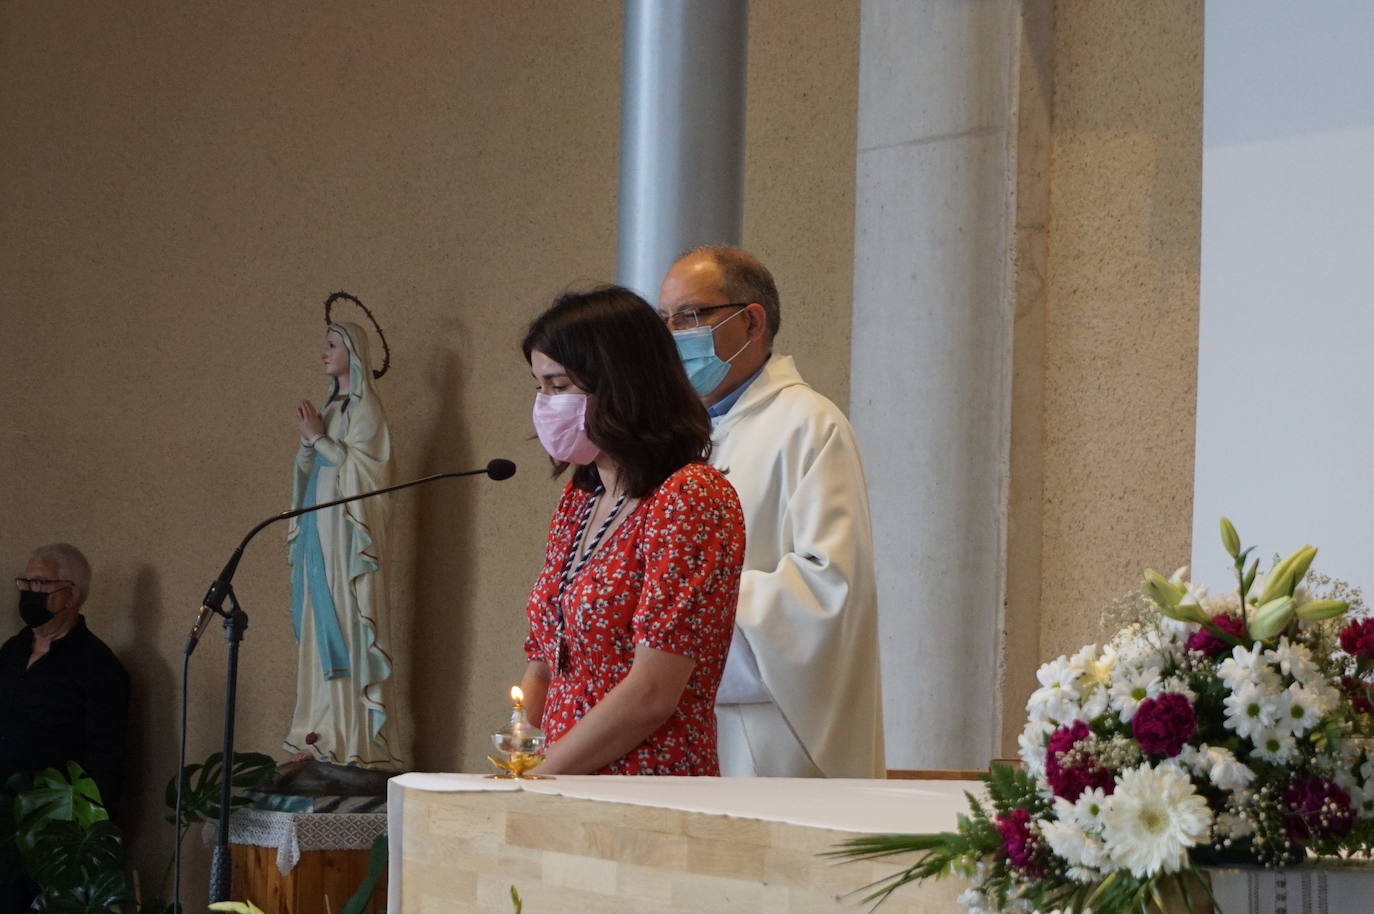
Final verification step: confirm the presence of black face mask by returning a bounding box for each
[19,590,54,629]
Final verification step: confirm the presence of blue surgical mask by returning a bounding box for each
[672,310,749,396]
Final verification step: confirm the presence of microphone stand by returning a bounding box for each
[193,460,515,904]
[209,586,246,905]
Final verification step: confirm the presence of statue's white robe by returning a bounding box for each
[285,321,403,769]
[711,354,885,778]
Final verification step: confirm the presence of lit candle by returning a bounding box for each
[490,684,547,778]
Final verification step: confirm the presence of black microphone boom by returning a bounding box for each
[184,458,516,655]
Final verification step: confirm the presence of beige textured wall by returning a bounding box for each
[1003,0,1203,749]
[0,0,857,897]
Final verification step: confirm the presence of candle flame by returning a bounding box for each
[511,685,524,704]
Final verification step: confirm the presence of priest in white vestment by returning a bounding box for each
[659,247,884,778]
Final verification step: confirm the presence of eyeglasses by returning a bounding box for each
[662,303,748,332]
[14,578,75,594]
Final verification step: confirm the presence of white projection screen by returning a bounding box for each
[1192,1,1374,586]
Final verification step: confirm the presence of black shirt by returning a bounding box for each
[0,615,129,808]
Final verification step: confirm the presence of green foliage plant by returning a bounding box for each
[5,762,133,913]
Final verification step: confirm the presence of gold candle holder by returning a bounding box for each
[488,686,550,779]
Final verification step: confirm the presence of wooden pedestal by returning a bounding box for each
[230,843,386,914]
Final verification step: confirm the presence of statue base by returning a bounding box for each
[249,759,401,812]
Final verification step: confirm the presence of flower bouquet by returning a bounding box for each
[832,520,1374,913]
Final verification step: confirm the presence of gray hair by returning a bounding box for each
[684,245,782,340]
[31,543,91,602]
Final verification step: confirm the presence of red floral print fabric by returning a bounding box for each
[524,462,745,775]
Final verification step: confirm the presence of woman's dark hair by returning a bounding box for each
[522,285,712,497]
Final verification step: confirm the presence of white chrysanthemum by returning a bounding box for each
[1334,765,1361,804]
[1359,777,1374,819]
[1042,819,1107,871]
[956,885,989,907]
[1275,682,1327,736]
[1037,655,1083,696]
[1024,689,1057,729]
[1301,678,1338,716]
[955,887,996,914]
[1078,686,1110,723]
[1019,720,1050,778]
[1217,644,1281,691]
[1222,681,1280,741]
[1055,786,1109,830]
[1067,643,1096,675]
[1249,726,1297,764]
[1181,744,1255,792]
[1101,763,1213,878]
[1109,663,1164,724]
[1080,644,1116,688]
[1029,656,1086,725]
[1265,637,1322,687]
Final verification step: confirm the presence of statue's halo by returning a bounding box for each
[324,291,391,379]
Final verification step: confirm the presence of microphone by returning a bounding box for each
[184,458,517,655]
[485,458,516,481]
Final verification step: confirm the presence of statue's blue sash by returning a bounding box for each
[290,461,351,680]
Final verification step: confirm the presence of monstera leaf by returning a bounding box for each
[12,763,109,858]
[165,751,276,828]
[14,763,108,833]
[40,867,134,914]
[24,819,124,892]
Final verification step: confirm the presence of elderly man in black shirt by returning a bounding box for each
[0,543,129,808]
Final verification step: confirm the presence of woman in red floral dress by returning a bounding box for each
[518,285,745,776]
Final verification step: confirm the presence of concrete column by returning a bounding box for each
[616,0,749,300]
[849,1,1022,769]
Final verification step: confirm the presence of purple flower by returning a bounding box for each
[994,807,1044,876]
[1132,693,1198,758]
[1282,777,1354,843]
[1339,618,1374,661]
[1044,721,1115,801]
[1185,613,1245,657]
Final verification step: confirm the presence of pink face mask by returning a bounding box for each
[532,393,600,465]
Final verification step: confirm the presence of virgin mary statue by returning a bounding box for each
[285,321,403,769]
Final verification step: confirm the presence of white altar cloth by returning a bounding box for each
[388,772,979,833]
[216,807,388,874]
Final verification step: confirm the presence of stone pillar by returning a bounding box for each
[849,1,1023,769]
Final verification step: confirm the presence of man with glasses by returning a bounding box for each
[1,543,129,808]
[658,246,883,779]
